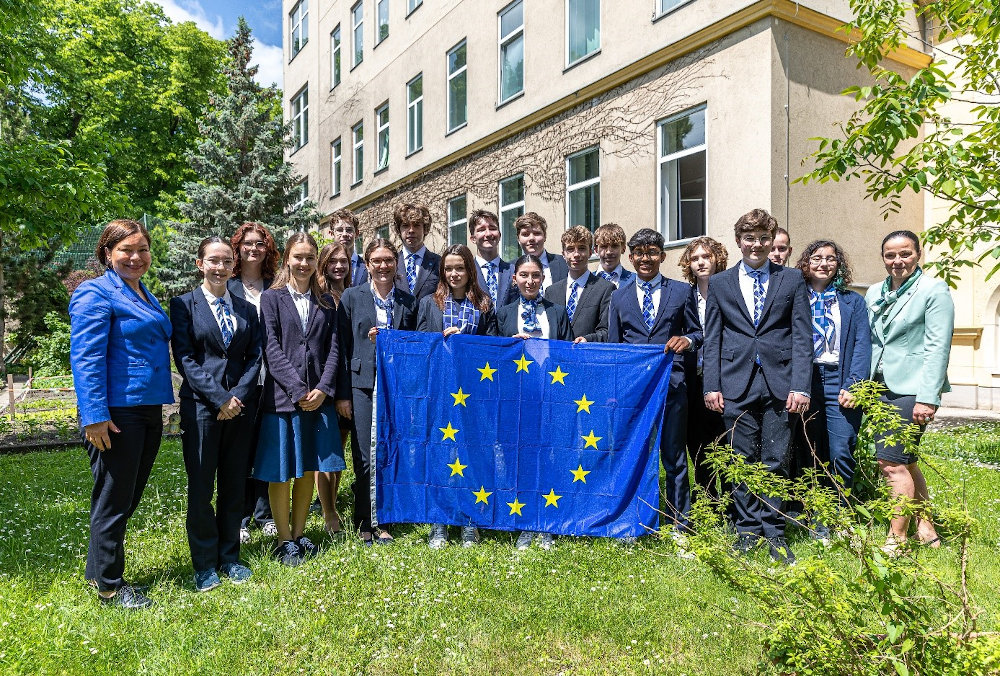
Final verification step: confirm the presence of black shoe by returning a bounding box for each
[732,532,761,555]
[273,539,303,567]
[295,535,318,558]
[767,536,796,565]
[99,583,153,609]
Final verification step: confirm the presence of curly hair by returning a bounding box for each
[733,208,778,238]
[795,239,853,290]
[392,202,431,236]
[678,237,729,284]
[231,222,279,281]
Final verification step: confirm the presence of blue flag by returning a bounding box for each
[374,331,673,538]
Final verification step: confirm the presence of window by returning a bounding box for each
[376,224,390,240]
[498,1,524,104]
[292,179,309,210]
[330,138,342,196]
[376,0,389,44]
[291,86,308,150]
[499,174,525,261]
[407,0,422,13]
[375,103,389,172]
[351,1,363,67]
[657,0,692,16]
[567,147,600,233]
[448,195,468,246]
[658,106,706,241]
[447,40,467,132]
[352,121,364,185]
[331,25,341,88]
[290,0,309,57]
[407,75,423,155]
[567,0,600,65]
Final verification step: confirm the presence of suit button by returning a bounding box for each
[300,339,305,345]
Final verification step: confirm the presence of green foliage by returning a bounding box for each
[29,313,72,377]
[798,0,1000,286]
[2,256,71,349]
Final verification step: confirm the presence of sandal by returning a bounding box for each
[918,535,943,548]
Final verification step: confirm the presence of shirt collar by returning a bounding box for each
[638,273,663,289]
[741,260,770,277]
[604,264,624,278]
[570,270,590,288]
[286,283,312,301]
[475,255,501,268]
[201,285,233,306]
[370,282,393,302]
[403,245,427,260]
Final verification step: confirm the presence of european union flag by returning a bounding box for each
[373,331,673,538]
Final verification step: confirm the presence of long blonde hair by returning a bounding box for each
[271,232,331,308]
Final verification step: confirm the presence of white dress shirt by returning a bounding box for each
[371,283,393,328]
[738,261,770,318]
[634,274,664,324]
[538,251,554,291]
[565,270,590,306]
[286,284,313,333]
[201,286,235,334]
[400,245,427,286]
[694,286,707,327]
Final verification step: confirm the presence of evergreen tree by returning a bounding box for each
[163,17,317,296]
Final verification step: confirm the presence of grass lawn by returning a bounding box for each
[0,426,998,675]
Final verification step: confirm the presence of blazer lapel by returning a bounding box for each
[651,279,676,333]
[194,292,226,351]
[883,275,923,327]
[726,269,753,326]
[391,291,405,329]
[756,263,784,326]
[277,288,306,341]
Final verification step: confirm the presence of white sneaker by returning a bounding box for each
[538,533,555,550]
[428,524,448,549]
[460,526,479,548]
[515,531,534,550]
[261,521,278,537]
[239,527,251,544]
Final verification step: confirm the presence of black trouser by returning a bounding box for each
[84,405,163,592]
[686,371,728,502]
[660,383,691,530]
[349,387,376,534]
[180,398,257,572]
[241,386,273,528]
[723,366,793,539]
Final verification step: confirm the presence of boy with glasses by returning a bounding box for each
[322,208,368,287]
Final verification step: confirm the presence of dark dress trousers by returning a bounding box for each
[496,297,573,340]
[170,290,262,572]
[396,249,441,303]
[543,274,614,342]
[415,295,499,336]
[607,276,703,529]
[702,262,813,539]
[475,257,514,308]
[336,285,418,534]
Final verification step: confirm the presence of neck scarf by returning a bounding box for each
[809,288,838,357]
[520,295,540,333]
[872,267,922,318]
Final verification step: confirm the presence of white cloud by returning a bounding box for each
[155,0,226,39]
[252,42,284,89]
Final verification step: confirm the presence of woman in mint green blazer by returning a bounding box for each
[866,230,953,552]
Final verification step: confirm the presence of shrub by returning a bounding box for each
[30,312,71,377]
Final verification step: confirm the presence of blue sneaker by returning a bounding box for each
[218,562,252,583]
[194,569,222,593]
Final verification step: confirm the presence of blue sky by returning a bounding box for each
[153,0,285,88]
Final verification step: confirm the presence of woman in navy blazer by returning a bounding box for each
[69,219,174,609]
[795,240,871,524]
[335,238,418,545]
[170,236,262,591]
[252,232,343,566]
[496,255,572,342]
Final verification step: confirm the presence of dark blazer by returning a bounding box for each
[544,250,569,284]
[227,276,273,306]
[703,262,813,401]
[170,290,262,409]
[349,253,370,288]
[607,276,702,387]
[258,287,340,413]
[336,284,418,397]
[416,294,498,336]
[543,273,614,342]
[395,249,441,303]
[829,289,872,391]
[475,257,515,307]
[496,297,573,341]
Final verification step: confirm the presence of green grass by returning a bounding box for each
[1,427,999,675]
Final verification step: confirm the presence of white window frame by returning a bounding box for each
[407,0,423,14]
[656,104,707,242]
[290,85,309,150]
[566,146,601,233]
[656,0,694,19]
[351,1,364,68]
[330,25,341,89]
[330,138,342,197]
[407,74,423,155]
[566,0,600,66]
[376,0,389,45]
[447,194,468,246]
[352,121,364,185]
[498,1,524,104]
[447,40,468,133]
[290,0,309,57]
[292,178,309,210]
[498,173,525,261]
[375,102,389,172]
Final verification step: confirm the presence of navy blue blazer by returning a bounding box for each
[607,276,702,388]
[395,249,441,303]
[703,262,813,400]
[258,287,340,413]
[336,284,418,397]
[475,258,515,308]
[415,294,499,336]
[544,250,569,284]
[543,274,614,342]
[496,297,573,341]
[349,253,370,288]
[227,276,273,307]
[170,290,262,409]
[827,289,872,391]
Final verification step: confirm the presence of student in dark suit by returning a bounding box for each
[321,208,368,287]
[514,213,568,298]
[393,202,441,302]
[703,209,813,565]
[171,236,262,592]
[793,240,871,543]
[593,223,636,288]
[469,209,514,309]
[335,238,418,545]
[229,222,279,543]
[252,232,343,567]
[608,228,701,555]
[417,244,497,549]
[543,225,613,343]
[677,237,729,502]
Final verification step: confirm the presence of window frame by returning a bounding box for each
[292,178,309,210]
[656,104,707,243]
[289,0,309,58]
[565,146,601,234]
[352,120,364,186]
[330,25,341,89]
[447,194,468,246]
[290,85,309,151]
[565,0,600,67]
[498,173,525,262]
[375,102,390,173]
[446,39,468,133]
[376,0,389,46]
[654,0,695,21]
[330,137,342,197]
[407,74,423,156]
[406,0,423,17]
[351,1,364,68]
[497,0,525,105]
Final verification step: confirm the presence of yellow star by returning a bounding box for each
[548,365,568,385]
[582,430,603,449]
[451,387,470,406]
[574,394,594,413]
[571,464,591,483]
[447,457,467,477]
[472,486,492,504]
[543,489,562,507]
[439,422,459,441]
[478,362,497,381]
[507,497,526,516]
[513,354,533,373]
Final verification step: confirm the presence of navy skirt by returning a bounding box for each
[252,401,346,482]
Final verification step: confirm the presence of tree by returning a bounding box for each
[163,17,317,297]
[799,0,1000,285]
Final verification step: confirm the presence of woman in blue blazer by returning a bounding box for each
[170,236,262,591]
[496,254,572,342]
[795,240,871,534]
[69,219,174,609]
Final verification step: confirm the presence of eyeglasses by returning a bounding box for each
[368,257,396,267]
[203,258,235,269]
[809,256,838,264]
[242,241,267,250]
[740,235,773,246]
[631,249,663,260]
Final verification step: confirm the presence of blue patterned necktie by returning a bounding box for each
[406,253,418,293]
[520,296,540,333]
[214,297,233,347]
[598,270,618,286]
[373,289,394,330]
[566,280,580,322]
[810,289,838,357]
[639,280,655,330]
[483,262,498,305]
[748,268,767,326]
